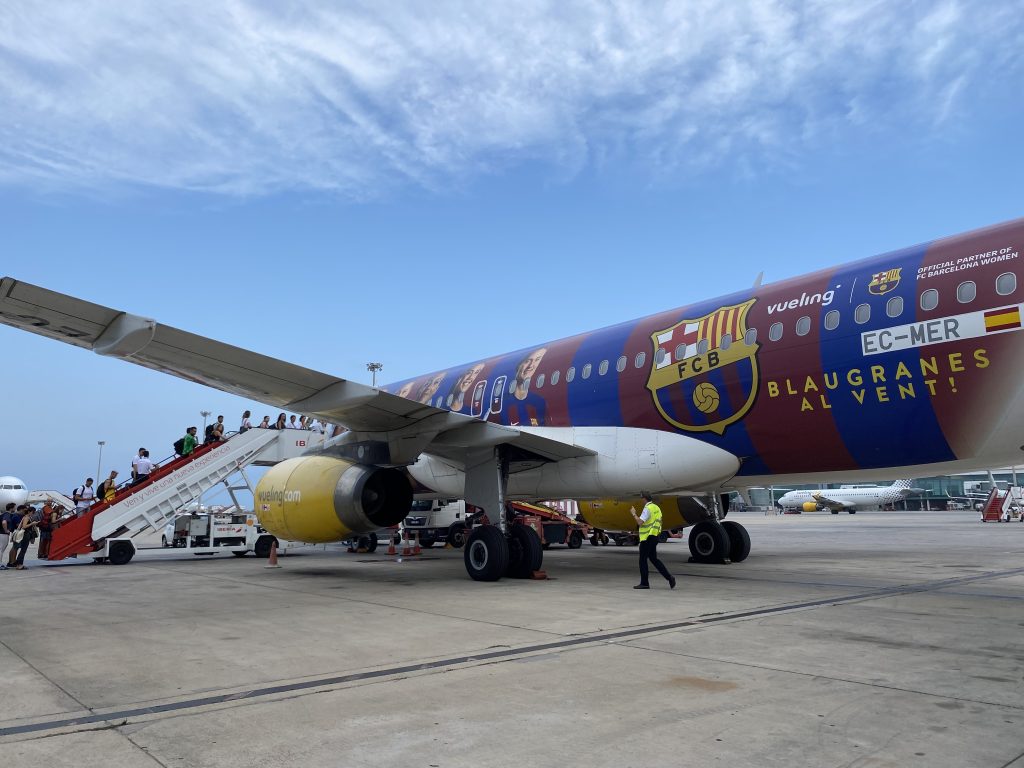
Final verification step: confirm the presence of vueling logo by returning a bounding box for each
[257,488,302,503]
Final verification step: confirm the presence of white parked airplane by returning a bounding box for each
[0,476,29,510]
[777,480,917,513]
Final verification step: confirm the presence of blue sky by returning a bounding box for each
[1,1,1023,494]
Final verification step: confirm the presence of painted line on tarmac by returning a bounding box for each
[4,565,1023,739]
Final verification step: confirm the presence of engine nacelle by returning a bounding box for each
[802,502,819,513]
[255,456,412,543]
[577,496,713,531]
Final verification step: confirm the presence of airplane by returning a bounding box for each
[2,215,1023,581]
[776,479,918,513]
[0,476,29,510]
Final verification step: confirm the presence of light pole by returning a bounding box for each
[367,362,383,387]
[96,441,105,481]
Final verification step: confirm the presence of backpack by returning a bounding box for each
[204,424,216,439]
[72,486,84,501]
[173,437,186,455]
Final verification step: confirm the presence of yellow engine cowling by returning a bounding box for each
[577,497,689,532]
[802,502,819,513]
[255,456,412,543]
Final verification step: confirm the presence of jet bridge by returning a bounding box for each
[47,428,323,564]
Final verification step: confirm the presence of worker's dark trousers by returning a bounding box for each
[638,537,672,585]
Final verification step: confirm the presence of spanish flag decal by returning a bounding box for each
[984,306,1022,333]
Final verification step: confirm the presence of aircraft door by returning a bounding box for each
[489,375,507,415]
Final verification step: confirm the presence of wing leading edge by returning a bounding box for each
[0,277,595,466]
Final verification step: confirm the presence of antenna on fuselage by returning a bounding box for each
[752,271,764,289]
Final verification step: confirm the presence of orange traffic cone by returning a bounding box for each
[387,534,397,556]
[401,534,411,557]
[412,532,421,556]
[264,540,281,569]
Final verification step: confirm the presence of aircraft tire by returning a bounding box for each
[848,510,856,514]
[831,510,839,515]
[590,533,600,546]
[367,532,379,552]
[567,530,583,549]
[688,520,731,564]
[721,521,750,563]
[505,524,543,579]
[464,526,509,581]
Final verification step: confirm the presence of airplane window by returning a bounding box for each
[697,339,709,356]
[744,328,757,345]
[551,370,560,386]
[599,360,609,376]
[824,310,840,330]
[957,281,976,303]
[720,333,732,350]
[508,378,516,394]
[795,316,811,336]
[996,272,1016,296]
[855,303,870,324]
[582,363,592,379]
[446,394,454,407]
[886,296,903,318]
[635,352,646,368]
[616,356,627,372]
[920,288,938,311]
[655,348,667,366]
[769,322,783,341]
[566,367,575,382]
[536,373,545,389]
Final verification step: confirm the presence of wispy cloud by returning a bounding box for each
[0,0,1019,196]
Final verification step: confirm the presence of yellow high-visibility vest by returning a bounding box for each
[638,502,662,541]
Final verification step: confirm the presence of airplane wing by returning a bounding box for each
[811,492,854,510]
[0,277,595,467]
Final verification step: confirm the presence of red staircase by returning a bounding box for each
[980,489,1004,522]
[47,440,224,560]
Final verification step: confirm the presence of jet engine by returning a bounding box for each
[255,456,412,543]
[802,502,819,513]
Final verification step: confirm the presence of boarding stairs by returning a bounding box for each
[980,486,1024,522]
[28,490,75,513]
[48,428,323,561]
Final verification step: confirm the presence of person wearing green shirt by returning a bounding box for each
[630,492,676,590]
[182,426,199,456]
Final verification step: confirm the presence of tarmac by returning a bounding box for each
[0,509,1022,768]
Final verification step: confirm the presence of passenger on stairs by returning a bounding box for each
[130,448,146,482]
[96,470,118,502]
[273,413,287,430]
[210,415,226,442]
[132,450,154,486]
[288,415,299,429]
[73,479,95,516]
[239,410,252,433]
[258,415,271,429]
[181,427,199,457]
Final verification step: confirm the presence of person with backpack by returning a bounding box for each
[131,451,154,487]
[0,503,16,570]
[73,478,95,517]
[175,426,199,458]
[96,470,119,502]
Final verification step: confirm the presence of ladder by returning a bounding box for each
[48,429,283,560]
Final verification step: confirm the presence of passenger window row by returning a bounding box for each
[765,273,1016,342]
[431,272,1019,406]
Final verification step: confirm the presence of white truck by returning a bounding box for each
[403,499,470,548]
[160,510,283,558]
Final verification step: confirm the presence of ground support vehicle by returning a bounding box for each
[403,499,472,548]
[508,501,589,549]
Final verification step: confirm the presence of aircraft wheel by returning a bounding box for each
[590,533,600,546]
[505,524,543,579]
[688,520,731,564]
[831,510,839,515]
[367,532,379,552]
[464,526,509,581]
[567,530,583,549]
[721,521,750,563]
[848,510,856,514]
[658,531,669,543]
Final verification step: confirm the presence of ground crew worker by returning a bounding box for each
[630,492,675,590]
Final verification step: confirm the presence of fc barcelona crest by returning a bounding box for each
[868,267,901,295]
[645,299,760,435]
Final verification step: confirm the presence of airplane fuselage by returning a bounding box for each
[389,218,1024,492]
